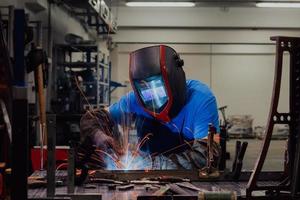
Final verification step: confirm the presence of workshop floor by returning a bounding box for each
[226,139,286,171]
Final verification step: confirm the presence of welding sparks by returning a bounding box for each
[74,75,199,171]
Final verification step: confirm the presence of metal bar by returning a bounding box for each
[11,89,28,200]
[108,61,111,104]
[219,125,227,170]
[246,37,300,198]
[11,10,28,200]
[56,193,102,200]
[96,42,100,108]
[93,170,284,182]
[67,146,75,194]
[13,9,25,86]
[46,114,56,197]
[246,36,284,197]
[46,1,53,112]
[7,6,14,58]
[290,38,300,197]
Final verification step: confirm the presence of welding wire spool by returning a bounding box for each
[198,191,237,200]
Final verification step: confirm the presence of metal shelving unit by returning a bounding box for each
[52,43,111,114]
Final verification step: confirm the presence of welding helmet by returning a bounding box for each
[129,45,186,122]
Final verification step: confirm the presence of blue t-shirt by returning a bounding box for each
[109,80,219,140]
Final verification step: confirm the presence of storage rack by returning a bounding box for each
[53,43,111,113]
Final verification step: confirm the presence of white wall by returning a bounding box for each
[116,7,300,28]
[110,6,297,127]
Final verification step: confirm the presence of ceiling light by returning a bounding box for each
[256,2,300,8]
[126,1,196,7]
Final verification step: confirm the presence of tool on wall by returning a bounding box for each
[26,44,48,169]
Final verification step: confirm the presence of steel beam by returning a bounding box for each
[47,114,56,197]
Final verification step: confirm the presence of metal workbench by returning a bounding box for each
[28,170,281,200]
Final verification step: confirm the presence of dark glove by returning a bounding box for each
[162,139,221,170]
[77,109,124,169]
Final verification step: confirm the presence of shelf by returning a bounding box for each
[57,62,96,68]
[56,44,98,52]
[57,62,109,69]
[54,43,111,113]
[62,0,117,35]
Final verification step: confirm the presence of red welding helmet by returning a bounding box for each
[129,45,186,122]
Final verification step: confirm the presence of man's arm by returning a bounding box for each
[108,91,136,126]
[193,96,220,139]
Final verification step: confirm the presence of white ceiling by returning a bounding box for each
[106,0,300,7]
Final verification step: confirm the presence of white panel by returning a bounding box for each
[212,54,276,127]
[181,54,211,87]
[277,53,290,113]
[117,7,300,28]
[212,44,276,54]
[115,53,131,98]
[114,29,300,44]
[118,44,211,54]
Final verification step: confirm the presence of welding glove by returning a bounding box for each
[77,109,124,169]
[152,139,221,170]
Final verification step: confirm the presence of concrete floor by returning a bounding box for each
[226,139,286,171]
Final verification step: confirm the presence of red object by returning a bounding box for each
[31,146,68,171]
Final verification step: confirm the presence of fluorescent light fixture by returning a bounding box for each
[126,1,196,7]
[256,2,300,8]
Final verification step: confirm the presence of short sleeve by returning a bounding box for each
[193,96,220,139]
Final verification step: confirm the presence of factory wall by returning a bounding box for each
[111,6,298,127]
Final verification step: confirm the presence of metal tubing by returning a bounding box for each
[8,6,14,58]
[67,146,75,194]
[46,114,56,197]
[11,90,28,200]
[11,10,28,200]
[246,37,300,198]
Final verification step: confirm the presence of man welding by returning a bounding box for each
[78,45,220,170]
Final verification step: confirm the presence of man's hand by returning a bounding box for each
[77,109,124,169]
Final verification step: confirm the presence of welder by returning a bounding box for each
[79,45,220,170]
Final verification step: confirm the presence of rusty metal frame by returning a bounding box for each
[246,36,300,198]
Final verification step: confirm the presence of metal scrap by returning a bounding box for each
[168,183,190,195]
[130,180,160,184]
[117,184,134,191]
[152,185,171,196]
[89,177,123,184]
[150,176,190,183]
[175,182,202,192]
